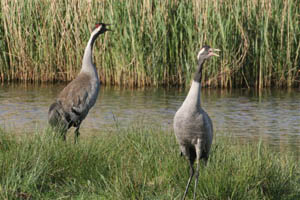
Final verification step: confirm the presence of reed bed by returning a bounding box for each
[0,125,299,199]
[1,0,300,88]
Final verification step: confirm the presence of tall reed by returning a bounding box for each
[1,0,300,88]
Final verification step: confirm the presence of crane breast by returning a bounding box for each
[174,109,213,145]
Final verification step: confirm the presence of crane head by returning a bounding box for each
[197,45,221,61]
[93,23,111,35]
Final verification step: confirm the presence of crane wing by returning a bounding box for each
[57,72,98,126]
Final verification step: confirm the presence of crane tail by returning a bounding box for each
[48,101,68,132]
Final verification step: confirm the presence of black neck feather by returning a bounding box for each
[90,32,101,48]
[193,58,205,83]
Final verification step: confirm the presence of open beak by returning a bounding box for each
[104,24,112,31]
[209,48,221,57]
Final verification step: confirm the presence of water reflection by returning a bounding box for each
[0,83,299,153]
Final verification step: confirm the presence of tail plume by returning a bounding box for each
[48,101,68,131]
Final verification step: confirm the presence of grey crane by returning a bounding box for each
[48,23,110,143]
[173,45,220,200]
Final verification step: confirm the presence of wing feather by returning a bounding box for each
[57,72,96,125]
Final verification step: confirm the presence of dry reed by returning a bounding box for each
[0,0,299,88]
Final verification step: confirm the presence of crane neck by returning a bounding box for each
[182,81,201,109]
[193,58,205,83]
[181,58,206,109]
[80,31,101,77]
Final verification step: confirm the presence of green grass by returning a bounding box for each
[0,0,300,88]
[0,125,299,199]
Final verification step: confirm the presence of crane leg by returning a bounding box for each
[193,139,202,200]
[182,160,194,200]
[62,132,66,141]
[74,126,80,144]
[56,124,67,141]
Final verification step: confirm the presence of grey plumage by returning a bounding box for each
[173,45,220,200]
[48,23,110,143]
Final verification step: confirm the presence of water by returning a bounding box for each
[0,83,299,152]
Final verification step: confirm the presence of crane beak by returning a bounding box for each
[209,48,221,57]
[104,24,113,31]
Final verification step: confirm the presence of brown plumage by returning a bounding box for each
[48,23,110,143]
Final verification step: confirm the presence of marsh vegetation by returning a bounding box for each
[0,125,299,199]
[1,0,300,88]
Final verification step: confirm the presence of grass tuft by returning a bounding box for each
[0,125,299,199]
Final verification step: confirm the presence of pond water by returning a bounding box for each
[0,83,299,153]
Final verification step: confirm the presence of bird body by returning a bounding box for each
[173,46,220,200]
[55,71,99,127]
[174,81,213,161]
[48,23,110,142]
